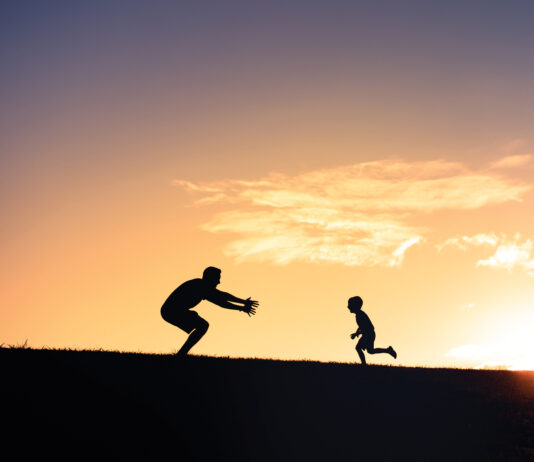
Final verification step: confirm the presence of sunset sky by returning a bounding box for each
[2,1,534,369]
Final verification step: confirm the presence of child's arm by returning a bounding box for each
[350,328,362,340]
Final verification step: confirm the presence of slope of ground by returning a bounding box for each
[2,347,533,460]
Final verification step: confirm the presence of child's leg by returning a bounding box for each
[363,332,396,358]
[367,347,389,354]
[355,338,367,365]
[368,346,396,358]
[356,347,367,365]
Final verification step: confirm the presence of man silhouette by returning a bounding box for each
[348,296,396,365]
[161,266,259,356]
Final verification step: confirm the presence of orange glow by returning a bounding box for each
[3,2,534,369]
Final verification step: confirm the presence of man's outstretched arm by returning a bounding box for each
[206,290,258,316]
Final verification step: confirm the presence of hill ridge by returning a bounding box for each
[2,347,533,460]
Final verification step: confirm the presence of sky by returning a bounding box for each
[2,1,534,369]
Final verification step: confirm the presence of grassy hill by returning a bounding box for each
[2,347,533,460]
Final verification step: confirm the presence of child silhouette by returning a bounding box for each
[348,296,396,365]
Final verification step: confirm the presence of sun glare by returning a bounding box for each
[447,309,534,371]
[487,312,534,371]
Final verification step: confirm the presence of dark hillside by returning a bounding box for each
[2,348,533,460]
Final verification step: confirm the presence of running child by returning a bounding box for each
[348,296,396,365]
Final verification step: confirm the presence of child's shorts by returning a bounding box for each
[357,331,376,351]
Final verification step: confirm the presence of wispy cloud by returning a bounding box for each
[175,159,529,211]
[477,237,534,273]
[489,154,533,169]
[175,158,531,267]
[436,233,500,252]
[203,209,422,266]
[438,233,534,276]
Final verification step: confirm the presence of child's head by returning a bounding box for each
[348,296,363,313]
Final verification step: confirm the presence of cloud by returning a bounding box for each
[175,158,531,267]
[489,154,533,169]
[438,233,534,275]
[436,233,500,252]
[203,209,422,266]
[477,238,534,272]
[175,159,530,212]
[500,138,527,154]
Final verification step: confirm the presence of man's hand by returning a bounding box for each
[242,297,258,316]
[350,332,357,340]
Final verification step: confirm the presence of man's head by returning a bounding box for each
[348,296,363,313]
[202,266,222,287]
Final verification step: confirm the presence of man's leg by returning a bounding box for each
[177,318,209,356]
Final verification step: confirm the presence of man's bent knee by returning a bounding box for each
[196,319,209,334]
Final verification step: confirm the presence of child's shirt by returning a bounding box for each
[356,310,375,334]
